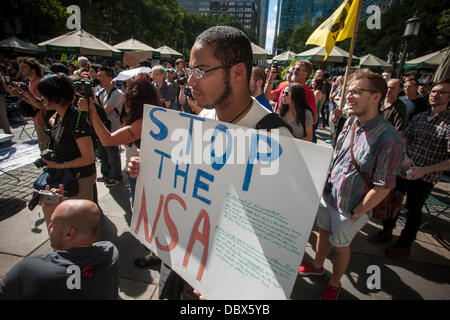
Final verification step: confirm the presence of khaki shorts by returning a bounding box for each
[316,197,371,248]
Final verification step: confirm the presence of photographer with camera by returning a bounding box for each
[36,73,96,201]
[178,77,203,115]
[95,67,124,188]
[4,57,51,151]
[78,78,161,204]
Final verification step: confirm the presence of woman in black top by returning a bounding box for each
[78,78,161,203]
[37,73,96,201]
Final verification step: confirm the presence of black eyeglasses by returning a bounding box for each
[346,87,378,96]
[294,67,307,72]
[185,63,238,79]
[282,91,290,96]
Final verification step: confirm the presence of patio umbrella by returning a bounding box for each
[38,29,121,57]
[432,47,450,81]
[404,47,448,70]
[296,46,359,63]
[358,53,392,69]
[251,42,269,60]
[272,50,297,64]
[0,36,39,54]
[155,45,183,59]
[113,38,156,52]
[112,67,152,82]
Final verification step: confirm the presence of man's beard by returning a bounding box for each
[210,71,232,109]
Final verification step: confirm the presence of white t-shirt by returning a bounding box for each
[198,97,292,137]
[98,87,124,132]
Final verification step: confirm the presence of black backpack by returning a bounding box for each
[255,112,294,135]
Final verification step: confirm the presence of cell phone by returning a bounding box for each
[19,82,28,91]
[38,190,61,205]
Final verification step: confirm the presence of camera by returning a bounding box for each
[34,149,61,168]
[73,79,99,99]
[184,86,193,99]
[177,77,188,85]
[18,82,28,91]
[28,190,61,211]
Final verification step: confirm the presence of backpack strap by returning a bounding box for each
[255,113,294,135]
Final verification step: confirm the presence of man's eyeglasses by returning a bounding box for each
[185,63,236,79]
[346,87,378,96]
[430,90,450,96]
[294,67,307,72]
[282,91,290,96]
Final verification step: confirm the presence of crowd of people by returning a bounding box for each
[0,25,448,300]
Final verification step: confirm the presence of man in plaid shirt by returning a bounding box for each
[298,69,404,300]
[373,78,450,259]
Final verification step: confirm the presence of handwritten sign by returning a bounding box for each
[131,105,333,299]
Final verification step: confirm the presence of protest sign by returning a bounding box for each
[131,105,333,299]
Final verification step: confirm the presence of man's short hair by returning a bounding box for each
[175,58,184,66]
[195,26,253,84]
[78,56,89,68]
[99,67,115,79]
[152,65,165,75]
[348,68,387,104]
[138,59,152,68]
[17,57,43,77]
[404,76,418,86]
[431,78,450,89]
[252,66,266,90]
[295,59,313,76]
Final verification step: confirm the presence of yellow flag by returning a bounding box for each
[306,0,360,61]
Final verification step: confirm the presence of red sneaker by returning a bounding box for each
[298,262,324,275]
[320,284,341,300]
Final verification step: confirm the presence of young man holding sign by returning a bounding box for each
[129,26,292,299]
[298,69,404,300]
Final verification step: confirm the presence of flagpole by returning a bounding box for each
[338,0,363,111]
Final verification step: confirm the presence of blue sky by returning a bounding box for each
[264,0,277,53]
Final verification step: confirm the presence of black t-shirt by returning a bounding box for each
[50,106,96,178]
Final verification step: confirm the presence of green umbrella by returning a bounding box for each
[38,29,122,58]
[155,45,183,59]
[296,46,359,64]
[0,36,39,54]
[272,50,297,64]
[358,53,392,69]
[404,47,448,70]
[251,42,269,60]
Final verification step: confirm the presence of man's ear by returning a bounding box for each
[230,62,247,82]
[66,227,77,241]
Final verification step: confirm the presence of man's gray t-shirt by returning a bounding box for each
[0,241,119,300]
[98,87,124,132]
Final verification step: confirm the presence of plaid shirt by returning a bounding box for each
[403,110,450,184]
[324,115,404,214]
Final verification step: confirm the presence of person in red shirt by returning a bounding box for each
[265,60,317,121]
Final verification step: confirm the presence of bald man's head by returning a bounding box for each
[49,200,101,250]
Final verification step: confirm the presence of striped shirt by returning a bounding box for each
[324,114,404,214]
[402,110,450,184]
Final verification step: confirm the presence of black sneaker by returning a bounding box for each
[105,178,123,188]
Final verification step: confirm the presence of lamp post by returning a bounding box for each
[397,14,421,78]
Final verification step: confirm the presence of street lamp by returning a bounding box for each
[397,14,422,78]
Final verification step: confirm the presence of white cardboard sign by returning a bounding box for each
[131,105,333,299]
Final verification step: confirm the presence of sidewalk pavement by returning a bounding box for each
[1,119,449,300]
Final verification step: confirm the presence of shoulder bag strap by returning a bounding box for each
[349,120,374,189]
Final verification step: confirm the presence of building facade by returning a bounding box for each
[178,0,269,47]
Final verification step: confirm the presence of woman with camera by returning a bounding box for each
[78,78,161,203]
[37,73,96,201]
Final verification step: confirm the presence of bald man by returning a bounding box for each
[381,78,407,133]
[0,196,119,300]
